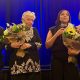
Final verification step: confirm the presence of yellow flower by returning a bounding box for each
[65,23,76,36]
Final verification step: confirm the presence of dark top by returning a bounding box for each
[6,27,42,75]
[49,26,68,61]
[0,27,4,69]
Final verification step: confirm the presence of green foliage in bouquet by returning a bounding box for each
[12,24,21,33]
[4,29,9,36]
[3,23,28,44]
[63,31,74,39]
[2,23,22,43]
[4,23,21,36]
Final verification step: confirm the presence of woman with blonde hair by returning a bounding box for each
[8,11,42,80]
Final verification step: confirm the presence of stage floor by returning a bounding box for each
[0,66,80,80]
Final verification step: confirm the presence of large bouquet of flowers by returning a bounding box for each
[4,23,26,43]
[62,23,80,63]
[4,23,33,57]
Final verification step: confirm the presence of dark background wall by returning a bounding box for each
[0,0,80,68]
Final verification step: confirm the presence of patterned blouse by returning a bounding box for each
[7,26,42,75]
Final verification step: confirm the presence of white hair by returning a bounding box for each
[22,11,36,20]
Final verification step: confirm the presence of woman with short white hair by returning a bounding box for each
[9,11,42,80]
[22,11,36,26]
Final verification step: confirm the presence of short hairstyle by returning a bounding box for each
[22,11,36,20]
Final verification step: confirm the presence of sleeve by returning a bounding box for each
[49,26,57,35]
[29,28,42,49]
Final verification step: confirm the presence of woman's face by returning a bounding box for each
[59,10,70,24]
[23,15,34,27]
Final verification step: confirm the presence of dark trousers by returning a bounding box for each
[11,72,41,80]
[51,59,80,80]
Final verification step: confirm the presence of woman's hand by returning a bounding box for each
[68,48,80,55]
[11,42,21,48]
[55,28,65,37]
[45,28,65,48]
[20,43,31,49]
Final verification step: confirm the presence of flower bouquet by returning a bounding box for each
[62,23,80,63]
[4,23,31,57]
[4,23,25,43]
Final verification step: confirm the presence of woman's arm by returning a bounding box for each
[45,30,57,48]
[11,42,21,48]
[45,28,65,48]
[33,28,42,48]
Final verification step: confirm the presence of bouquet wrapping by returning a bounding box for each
[62,23,80,63]
[4,23,26,43]
[4,23,31,57]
